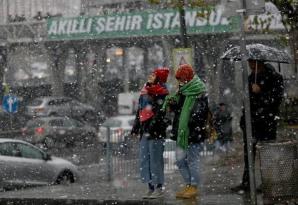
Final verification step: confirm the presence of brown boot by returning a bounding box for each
[181,185,199,199]
[176,186,190,198]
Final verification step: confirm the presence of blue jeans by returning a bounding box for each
[176,143,201,186]
[139,136,164,185]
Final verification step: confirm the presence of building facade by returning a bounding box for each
[0,0,81,24]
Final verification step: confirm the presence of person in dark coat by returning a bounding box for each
[163,64,209,199]
[131,67,169,199]
[213,103,233,152]
[231,59,284,193]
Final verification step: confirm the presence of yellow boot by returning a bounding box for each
[176,186,190,198]
[181,185,199,199]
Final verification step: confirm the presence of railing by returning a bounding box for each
[103,128,178,181]
[102,127,216,181]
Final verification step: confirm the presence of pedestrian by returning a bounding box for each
[131,67,170,199]
[231,59,284,193]
[213,103,233,152]
[162,64,209,199]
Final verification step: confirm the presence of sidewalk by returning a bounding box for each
[0,147,260,205]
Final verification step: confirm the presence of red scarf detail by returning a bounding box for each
[145,84,169,96]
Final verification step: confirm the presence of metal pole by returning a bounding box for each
[178,0,188,48]
[106,126,112,181]
[238,1,257,204]
[123,48,129,93]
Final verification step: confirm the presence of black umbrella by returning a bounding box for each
[221,43,291,64]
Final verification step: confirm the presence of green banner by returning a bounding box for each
[47,8,240,40]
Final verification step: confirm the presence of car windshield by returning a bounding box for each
[30,99,43,106]
[102,119,121,127]
[128,119,134,126]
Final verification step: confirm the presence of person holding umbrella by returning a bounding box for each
[231,59,284,193]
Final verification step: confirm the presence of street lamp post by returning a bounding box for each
[238,0,257,204]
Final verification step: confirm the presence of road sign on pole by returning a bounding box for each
[2,95,18,113]
[172,48,193,70]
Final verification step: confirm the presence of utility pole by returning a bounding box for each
[238,0,257,204]
[178,0,188,48]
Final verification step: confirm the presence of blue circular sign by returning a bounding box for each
[2,95,18,113]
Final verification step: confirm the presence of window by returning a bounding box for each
[48,98,70,106]
[128,119,135,126]
[63,119,79,127]
[49,119,64,127]
[15,143,44,160]
[102,119,121,127]
[70,119,83,127]
[26,120,45,128]
[0,142,14,156]
[48,99,62,106]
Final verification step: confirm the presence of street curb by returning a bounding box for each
[0,198,171,205]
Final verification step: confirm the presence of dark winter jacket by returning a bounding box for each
[214,108,233,142]
[131,86,169,139]
[241,63,284,141]
[170,94,209,144]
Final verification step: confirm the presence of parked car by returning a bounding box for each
[21,117,97,148]
[0,138,79,190]
[25,96,97,121]
[163,139,178,173]
[98,115,135,143]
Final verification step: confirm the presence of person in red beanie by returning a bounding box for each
[175,64,195,84]
[131,67,170,199]
[162,64,208,199]
[153,67,170,83]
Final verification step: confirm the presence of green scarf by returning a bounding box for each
[163,76,206,149]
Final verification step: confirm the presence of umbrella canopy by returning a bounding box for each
[221,44,291,64]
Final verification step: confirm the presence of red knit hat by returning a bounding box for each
[153,67,170,83]
[175,64,194,82]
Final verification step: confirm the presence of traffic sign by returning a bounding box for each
[172,48,194,70]
[2,95,18,113]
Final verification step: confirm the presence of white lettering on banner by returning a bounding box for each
[164,13,175,29]
[152,13,163,29]
[196,16,207,26]
[115,16,126,31]
[48,20,58,35]
[125,16,132,30]
[58,20,68,34]
[67,20,72,33]
[106,16,116,32]
[131,15,143,30]
[95,18,105,33]
[79,19,85,32]
[48,9,233,36]
[147,14,153,29]
[79,18,92,33]
[185,11,197,27]
[171,13,180,29]
[209,10,222,26]
[71,19,79,33]
[87,19,93,33]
